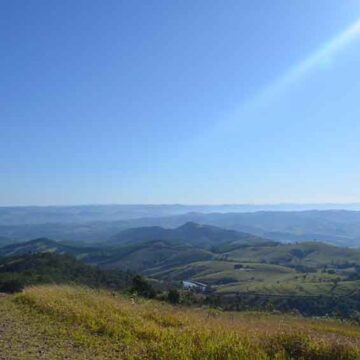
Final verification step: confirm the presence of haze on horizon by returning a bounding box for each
[1,1,360,206]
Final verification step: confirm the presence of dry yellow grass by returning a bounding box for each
[1,285,360,359]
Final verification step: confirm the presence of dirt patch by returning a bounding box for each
[0,296,90,359]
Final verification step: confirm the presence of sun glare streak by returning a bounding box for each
[214,17,360,132]
[180,17,360,149]
[282,18,360,86]
[242,17,360,112]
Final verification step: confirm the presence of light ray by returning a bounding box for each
[281,18,360,87]
[184,18,360,151]
[211,17,360,134]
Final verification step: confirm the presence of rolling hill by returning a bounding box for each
[222,240,360,268]
[0,252,132,291]
[2,210,360,247]
[132,210,360,247]
[2,229,360,318]
[0,223,273,274]
[0,236,215,273]
[2,224,360,300]
[0,235,14,247]
[103,241,213,272]
[0,237,98,258]
[109,221,268,247]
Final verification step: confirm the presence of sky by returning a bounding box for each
[1,0,360,206]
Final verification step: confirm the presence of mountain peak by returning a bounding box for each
[28,237,56,245]
[178,222,202,229]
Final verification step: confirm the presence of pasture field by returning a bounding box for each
[148,259,359,297]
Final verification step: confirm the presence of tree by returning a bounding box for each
[131,275,155,298]
[167,289,180,304]
[0,280,24,294]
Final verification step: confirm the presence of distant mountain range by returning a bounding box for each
[1,209,360,247]
[109,222,268,247]
[2,222,360,274]
[1,203,360,225]
[0,223,269,272]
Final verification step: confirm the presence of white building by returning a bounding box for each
[182,280,207,292]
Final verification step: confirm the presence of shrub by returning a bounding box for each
[0,279,24,294]
[131,275,156,298]
[167,289,180,304]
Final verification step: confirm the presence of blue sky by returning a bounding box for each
[1,0,360,205]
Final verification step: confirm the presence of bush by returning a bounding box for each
[130,275,156,298]
[0,279,24,294]
[167,289,180,304]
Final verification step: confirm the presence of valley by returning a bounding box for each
[2,222,360,318]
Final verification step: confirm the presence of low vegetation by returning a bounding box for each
[1,285,360,359]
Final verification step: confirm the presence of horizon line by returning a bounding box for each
[1,202,360,208]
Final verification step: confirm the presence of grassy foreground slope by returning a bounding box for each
[1,286,360,359]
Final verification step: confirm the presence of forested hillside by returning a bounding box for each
[0,253,132,292]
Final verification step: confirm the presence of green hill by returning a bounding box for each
[109,222,268,248]
[2,228,360,302]
[0,236,215,274]
[0,237,98,258]
[0,252,132,291]
[99,239,214,272]
[2,209,360,247]
[224,241,360,268]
